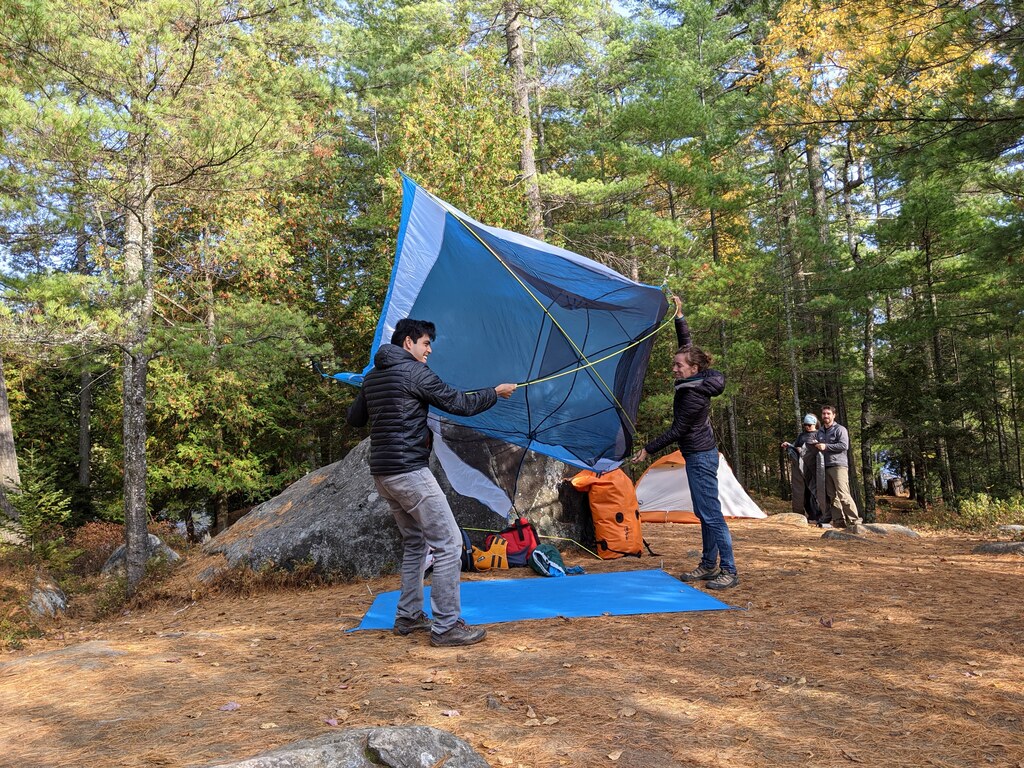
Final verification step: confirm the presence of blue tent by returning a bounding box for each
[333,173,669,473]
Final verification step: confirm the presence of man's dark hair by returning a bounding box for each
[391,318,436,347]
[821,404,836,414]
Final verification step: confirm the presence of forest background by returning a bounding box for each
[1,0,1023,591]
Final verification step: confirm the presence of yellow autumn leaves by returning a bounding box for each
[761,0,992,135]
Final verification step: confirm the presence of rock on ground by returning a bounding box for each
[972,541,1024,555]
[201,433,592,580]
[766,513,809,526]
[197,726,489,768]
[102,533,180,576]
[862,523,920,538]
[27,574,67,618]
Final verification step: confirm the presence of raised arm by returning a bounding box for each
[673,295,693,348]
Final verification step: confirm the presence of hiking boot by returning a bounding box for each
[393,611,433,636]
[430,619,487,647]
[705,571,739,590]
[679,564,720,582]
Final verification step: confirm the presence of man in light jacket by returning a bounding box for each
[814,404,862,529]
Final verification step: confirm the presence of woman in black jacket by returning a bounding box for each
[632,297,738,589]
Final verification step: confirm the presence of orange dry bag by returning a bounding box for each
[570,468,644,559]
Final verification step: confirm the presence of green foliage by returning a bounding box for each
[952,494,1024,533]
[9,450,73,551]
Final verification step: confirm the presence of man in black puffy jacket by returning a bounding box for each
[347,318,516,647]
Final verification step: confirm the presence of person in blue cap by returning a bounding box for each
[782,414,826,525]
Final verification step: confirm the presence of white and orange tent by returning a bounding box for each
[635,451,767,523]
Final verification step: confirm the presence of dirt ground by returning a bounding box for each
[2,510,1023,768]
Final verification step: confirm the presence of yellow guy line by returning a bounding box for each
[524,315,675,388]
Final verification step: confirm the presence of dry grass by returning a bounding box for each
[1,508,1023,768]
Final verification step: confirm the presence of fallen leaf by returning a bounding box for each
[820,616,834,628]
[542,716,559,725]
[526,706,536,718]
[608,750,623,761]
[163,657,183,663]
[524,718,541,727]
[259,722,278,730]
[219,702,241,712]
[618,707,637,718]
[441,709,460,717]
[323,718,338,727]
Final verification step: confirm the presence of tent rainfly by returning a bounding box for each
[635,451,767,523]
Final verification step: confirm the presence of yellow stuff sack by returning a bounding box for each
[472,535,509,571]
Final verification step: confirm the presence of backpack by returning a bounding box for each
[529,543,567,577]
[570,469,645,559]
[459,528,475,572]
[472,535,509,571]
[484,516,539,567]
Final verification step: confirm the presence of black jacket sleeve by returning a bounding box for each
[413,365,498,416]
[346,387,368,427]
[675,315,693,348]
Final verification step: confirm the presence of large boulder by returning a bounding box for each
[197,726,489,768]
[202,434,592,580]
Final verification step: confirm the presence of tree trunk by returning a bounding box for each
[76,199,93,503]
[203,237,228,542]
[804,136,832,407]
[922,235,955,504]
[122,150,156,592]
[1007,328,1023,491]
[845,141,875,521]
[79,368,92,491]
[707,204,741,481]
[775,144,802,425]
[504,1,544,240]
[0,356,20,520]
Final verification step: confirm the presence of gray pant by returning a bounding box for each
[825,466,862,527]
[374,468,462,633]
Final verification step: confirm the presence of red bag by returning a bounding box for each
[484,516,539,567]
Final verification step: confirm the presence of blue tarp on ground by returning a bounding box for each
[352,569,732,632]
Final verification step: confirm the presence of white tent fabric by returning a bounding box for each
[429,415,514,517]
[635,451,766,523]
